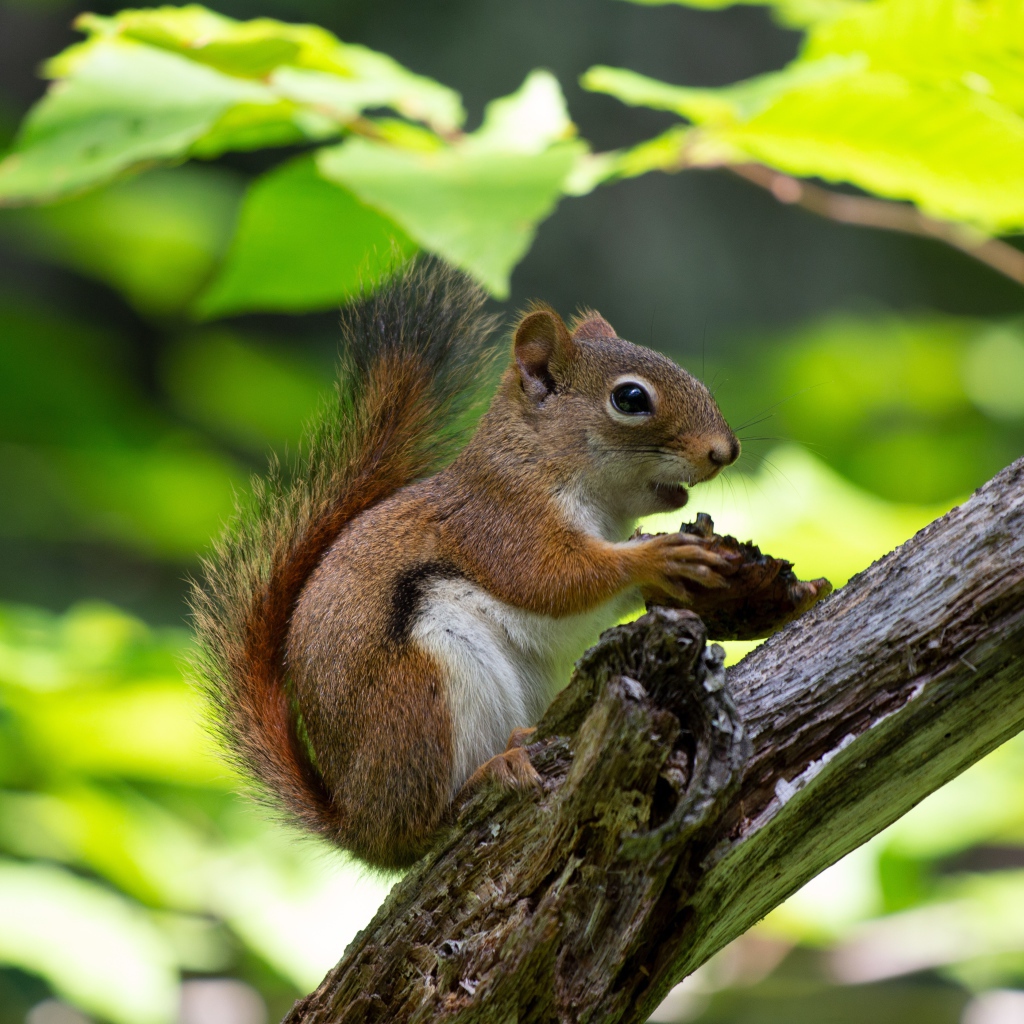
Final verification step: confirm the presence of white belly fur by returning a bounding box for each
[411,577,640,794]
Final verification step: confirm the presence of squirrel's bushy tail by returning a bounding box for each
[189,258,498,838]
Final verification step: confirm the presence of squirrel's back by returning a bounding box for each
[189,259,498,848]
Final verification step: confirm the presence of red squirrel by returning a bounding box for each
[191,259,740,870]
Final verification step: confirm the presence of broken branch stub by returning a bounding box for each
[285,608,746,1024]
[287,456,1024,1024]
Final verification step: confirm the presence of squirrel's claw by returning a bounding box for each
[504,725,537,750]
[672,564,730,590]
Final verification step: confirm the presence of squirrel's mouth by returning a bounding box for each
[652,482,689,509]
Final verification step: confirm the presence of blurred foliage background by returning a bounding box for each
[0,0,1022,1022]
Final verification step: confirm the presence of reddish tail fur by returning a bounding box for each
[189,259,498,838]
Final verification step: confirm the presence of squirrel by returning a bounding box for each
[191,258,740,870]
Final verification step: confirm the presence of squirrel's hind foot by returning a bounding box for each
[457,728,542,807]
[476,746,542,792]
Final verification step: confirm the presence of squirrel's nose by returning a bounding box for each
[708,436,740,468]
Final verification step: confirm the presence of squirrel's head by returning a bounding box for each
[506,304,739,524]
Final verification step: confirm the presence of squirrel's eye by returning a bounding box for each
[611,382,652,415]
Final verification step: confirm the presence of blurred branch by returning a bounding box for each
[287,458,1024,1024]
[730,163,1024,287]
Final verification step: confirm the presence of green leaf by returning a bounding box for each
[73,6,463,131]
[0,598,396,1005]
[9,677,222,785]
[195,154,414,318]
[471,69,576,153]
[318,139,581,298]
[0,860,178,1024]
[318,73,585,298]
[0,301,246,557]
[4,165,242,315]
[584,56,860,124]
[69,6,323,78]
[963,325,1024,421]
[56,441,244,558]
[0,5,463,205]
[614,0,850,27]
[584,0,1024,234]
[268,50,463,134]
[162,330,329,452]
[0,40,276,206]
[712,313,1024,504]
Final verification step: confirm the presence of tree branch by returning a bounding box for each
[287,457,1024,1024]
[729,162,1024,288]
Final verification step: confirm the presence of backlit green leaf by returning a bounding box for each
[195,154,414,318]
[0,5,463,205]
[585,0,1024,233]
[471,69,576,154]
[5,166,242,315]
[0,40,276,206]
[0,302,247,556]
[317,73,585,298]
[319,138,581,298]
[162,330,328,451]
[709,314,1024,504]
[0,860,178,1024]
[72,6,463,130]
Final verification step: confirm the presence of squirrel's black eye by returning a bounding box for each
[611,382,652,415]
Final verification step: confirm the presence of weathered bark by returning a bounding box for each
[287,456,1024,1024]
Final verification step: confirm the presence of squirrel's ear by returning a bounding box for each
[513,307,575,400]
[570,311,617,341]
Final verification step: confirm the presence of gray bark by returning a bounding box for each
[286,456,1024,1024]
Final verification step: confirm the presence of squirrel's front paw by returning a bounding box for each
[644,532,740,596]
